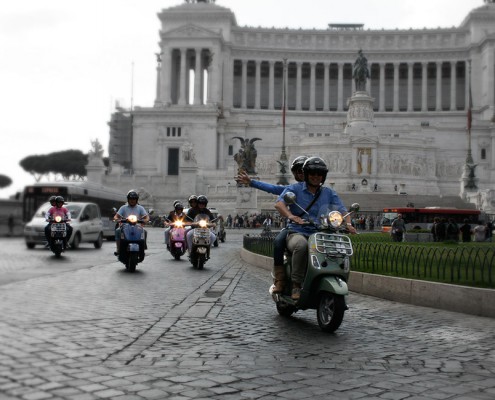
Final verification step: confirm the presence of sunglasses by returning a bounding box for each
[308,171,324,176]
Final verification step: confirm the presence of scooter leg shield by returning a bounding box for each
[317,276,349,296]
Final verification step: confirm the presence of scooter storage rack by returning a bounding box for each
[314,233,353,256]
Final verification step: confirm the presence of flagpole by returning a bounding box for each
[277,59,289,185]
[466,60,473,165]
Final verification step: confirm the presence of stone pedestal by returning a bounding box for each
[235,186,258,214]
[86,155,106,184]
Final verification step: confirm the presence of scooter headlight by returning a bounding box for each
[174,220,184,228]
[54,215,62,223]
[327,211,343,228]
[198,220,207,228]
[128,215,138,224]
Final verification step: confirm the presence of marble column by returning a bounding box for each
[178,48,187,105]
[162,48,172,105]
[296,62,302,111]
[450,61,457,111]
[366,62,371,93]
[268,61,275,109]
[422,62,428,112]
[393,63,399,112]
[194,48,202,105]
[337,63,344,112]
[310,62,316,111]
[255,60,261,109]
[241,60,247,109]
[379,63,385,112]
[323,62,329,111]
[465,60,470,110]
[436,61,442,111]
[407,62,414,112]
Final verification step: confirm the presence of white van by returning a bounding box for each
[24,202,104,249]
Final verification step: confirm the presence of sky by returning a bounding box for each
[0,0,483,199]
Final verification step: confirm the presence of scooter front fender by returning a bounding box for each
[317,276,349,296]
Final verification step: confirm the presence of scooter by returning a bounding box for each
[168,219,187,260]
[189,215,214,270]
[48,215,68,257]
[271,192,359,333]
[117,215,146,272]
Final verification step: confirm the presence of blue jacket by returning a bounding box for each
[250,179,285,195]
[277,183,347,235]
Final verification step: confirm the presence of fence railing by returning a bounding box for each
[242,234,495,288]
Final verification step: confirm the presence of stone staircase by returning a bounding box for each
[338,192,477,213]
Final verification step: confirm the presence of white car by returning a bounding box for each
[24,202,104,249]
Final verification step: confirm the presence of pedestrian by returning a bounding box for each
[446,218,459,242]
[459,219,472,243]
[391,214,406,242]
[485,220,493,242]
[473,223,486,242]
[7,214,14,236]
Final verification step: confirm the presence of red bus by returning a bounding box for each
[381,207,482,233]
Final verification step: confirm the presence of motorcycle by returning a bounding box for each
[271,192,359,333]
[116,215,146,272]
[167,219,187,260]
[48,215,69,257]
[189,215,214,270]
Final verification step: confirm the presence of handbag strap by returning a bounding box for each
[297,187,322,217]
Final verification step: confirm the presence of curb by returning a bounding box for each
[240,248,495,318]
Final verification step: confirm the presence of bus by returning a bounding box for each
[381,207,482,233]
[22,181,126,238]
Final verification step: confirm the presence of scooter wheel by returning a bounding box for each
[276,303,296,317]
[317,293,345,333]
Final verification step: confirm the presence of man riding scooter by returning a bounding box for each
[275,157,356,300]
[113,190,149,256]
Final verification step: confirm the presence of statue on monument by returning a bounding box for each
[352,49,370,92]
[89,139,104,158]
[232,137,262,174]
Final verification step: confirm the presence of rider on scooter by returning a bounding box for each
[45,196,73,248]
[236,155,308,294]
[275,157,356,300]
[113,190,149,256]
[164,201,186,249]
[185,195,216,253]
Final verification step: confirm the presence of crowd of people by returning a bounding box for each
[431,218,493,243]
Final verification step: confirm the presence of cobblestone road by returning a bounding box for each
[0,229,494,399]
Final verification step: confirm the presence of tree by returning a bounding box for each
[0,174,12,189]
[19,150,89,181]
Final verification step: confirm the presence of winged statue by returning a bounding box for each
[232,137,262,174]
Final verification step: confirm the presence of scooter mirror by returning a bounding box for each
[283,192,297,204]
[148,208,154,215]
[350,203,360,212]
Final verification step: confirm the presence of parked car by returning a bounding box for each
[24,202,104,249]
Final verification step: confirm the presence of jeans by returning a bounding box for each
[286,233,308,284]
[273,228,288,266]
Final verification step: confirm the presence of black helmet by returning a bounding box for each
[188,195,198,205]
[197,195,208,205]
[303,157,328,184]
[290,156,308,172]
[127,190,139,200]
[55,196,65,204]
[49,196,57,204]
[174,202,184,211]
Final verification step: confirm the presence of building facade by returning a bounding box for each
[106,0,495,215]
